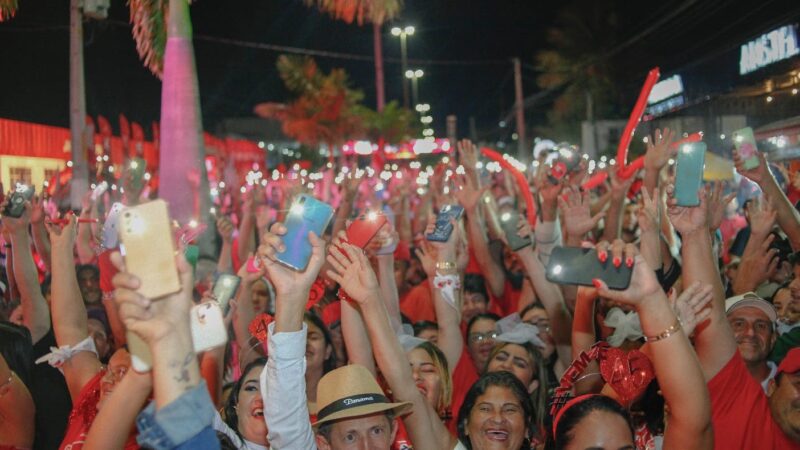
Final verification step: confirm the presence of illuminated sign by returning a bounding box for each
[739,25,799,75]
[647,75,684,104]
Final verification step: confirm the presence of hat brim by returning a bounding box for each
[312,400,413,429]
[727,299,777,322]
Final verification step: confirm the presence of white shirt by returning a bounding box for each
[212,411,269,450]
[260,322,318,450]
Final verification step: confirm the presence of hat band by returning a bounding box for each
[317,393,392,421]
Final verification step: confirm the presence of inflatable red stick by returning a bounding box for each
[616,67,660,177]
[480,148,536,228]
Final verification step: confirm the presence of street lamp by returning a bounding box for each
[415,103,430,113]
[391,25,415,107]
[405,69,424,107]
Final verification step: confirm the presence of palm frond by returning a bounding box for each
[303,0,402,25]
[128,0,168,78]
[0,0,19,22]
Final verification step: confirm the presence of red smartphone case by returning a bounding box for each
[346,213,388,249]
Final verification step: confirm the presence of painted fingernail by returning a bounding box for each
[613,257,621,268]
[626,257,634,268]
[599,251,608,263]
[592,279,602,289]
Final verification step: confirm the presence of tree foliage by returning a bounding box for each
[0,0,18,22]
[303,0,402,25]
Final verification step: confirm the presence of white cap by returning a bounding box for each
[725,292,777,322]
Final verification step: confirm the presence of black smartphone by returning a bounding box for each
[500,210,532,251]
[545,246,632,290]
[4,185,35,218]
[426,205,465,242]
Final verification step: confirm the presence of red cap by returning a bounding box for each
[777,348,800,376]
[322,301,342,327]
[394,241,411,262]
[98,251,118,294]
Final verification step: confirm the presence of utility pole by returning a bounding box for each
[373,23,385,112]
[69,0,88,211]
[513,58,527,162]
[392,26,415,108]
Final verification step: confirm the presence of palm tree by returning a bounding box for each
[0,0,17,21]
[303,0,403,112]
[129,0,207,225]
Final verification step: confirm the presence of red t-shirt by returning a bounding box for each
[60,370,139,450]
[447,349,480,435]
[708,351,799,450]
[400,283,436,324]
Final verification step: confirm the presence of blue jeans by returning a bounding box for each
[136,381,221,450]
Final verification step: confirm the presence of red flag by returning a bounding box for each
[119,114,131,140]
[131,122,145,157]
[85,115,95,130]
[97,115,112,137]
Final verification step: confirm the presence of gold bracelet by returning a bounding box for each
[644,318,682,342]
[435,261,456,270]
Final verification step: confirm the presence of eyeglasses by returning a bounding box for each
[468,331,498,343]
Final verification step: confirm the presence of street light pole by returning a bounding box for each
[406,69,423,108]
[392,26,415,108]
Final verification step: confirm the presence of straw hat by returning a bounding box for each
[312,365,413,428]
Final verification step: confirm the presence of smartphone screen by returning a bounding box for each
[546,247,632,290]
[500,210,531,251]
[275,195,334,271]
[212,274,241,312]
[733,127,760,170]
[674,142,706,207]
[426,205,464,242]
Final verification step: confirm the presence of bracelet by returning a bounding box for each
[644,318,682,342]
[435,261,456,270]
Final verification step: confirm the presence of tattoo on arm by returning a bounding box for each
[169,352,196,388]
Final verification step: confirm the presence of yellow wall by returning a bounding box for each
[0,156,65,191]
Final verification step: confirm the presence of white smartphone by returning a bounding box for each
[127,302,228,372]
[101,202,125,249]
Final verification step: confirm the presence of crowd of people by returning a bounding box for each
[1,132,800,450]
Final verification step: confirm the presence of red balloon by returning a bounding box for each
[480,148,537,228]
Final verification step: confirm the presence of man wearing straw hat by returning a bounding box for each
[257,224,411,449]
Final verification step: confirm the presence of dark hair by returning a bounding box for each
[223,358,267,437]
[519,302,546,319]
[0,321,34,388]
[551,395,633,450]
[305,312,338,374]
[487,341,549,434]
[457,371,533,449]
[75,264,100,279]
[466,312,501,337]
[413,320,439,336]
[464,274,489,299]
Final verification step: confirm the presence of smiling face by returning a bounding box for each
[563,410,635,450]
[769,372,800,442]
[98,348,131,411]
[487,344,537,392]
[408,347,443,412]
[727,307,776,365]
[316,413,397,450]
[236,364,268,445]
[465,385,527,450]
[468,318,498,374]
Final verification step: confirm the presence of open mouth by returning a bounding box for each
[252,407,264,417]
[484,429,509,441]
[415,383,427,396]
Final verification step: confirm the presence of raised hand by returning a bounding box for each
[747,195,777,237]
[643,128,677,172]
[732,147,770,186]
[215,215,235,244]
[453,174,488,213]
[29,195,47,224]
[44,212,77,250]
[256,222,326,296]
[110,250,194,345]
[560,186,605,240]
[326,242,381,304]
[592,240,661,303]
[665,184,708,236]
[732,233,779,295]
[457,139,479,174]
[608,167,637,201]
[637,187,660,234]
[0,193,31,235]
[706,181,736,232]
[669,281,713,337]
[414,242,437,279]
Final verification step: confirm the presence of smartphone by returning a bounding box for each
[246,255,261,273]
[91,181,109,202]
[101,202,125,249]
[190,302,228,352]
[346,211,388,248]
[426,205,465,242]
[212,274,241,312]
[500,210,532,251]
[733,127,760,170]
[129,302,229,372]
[546,246,632,290]
[674,142,706,207]
[118,200,181,300]
[275,194,334,271]
[3,185,35,218]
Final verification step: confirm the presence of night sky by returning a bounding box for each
[0,0,798,141]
